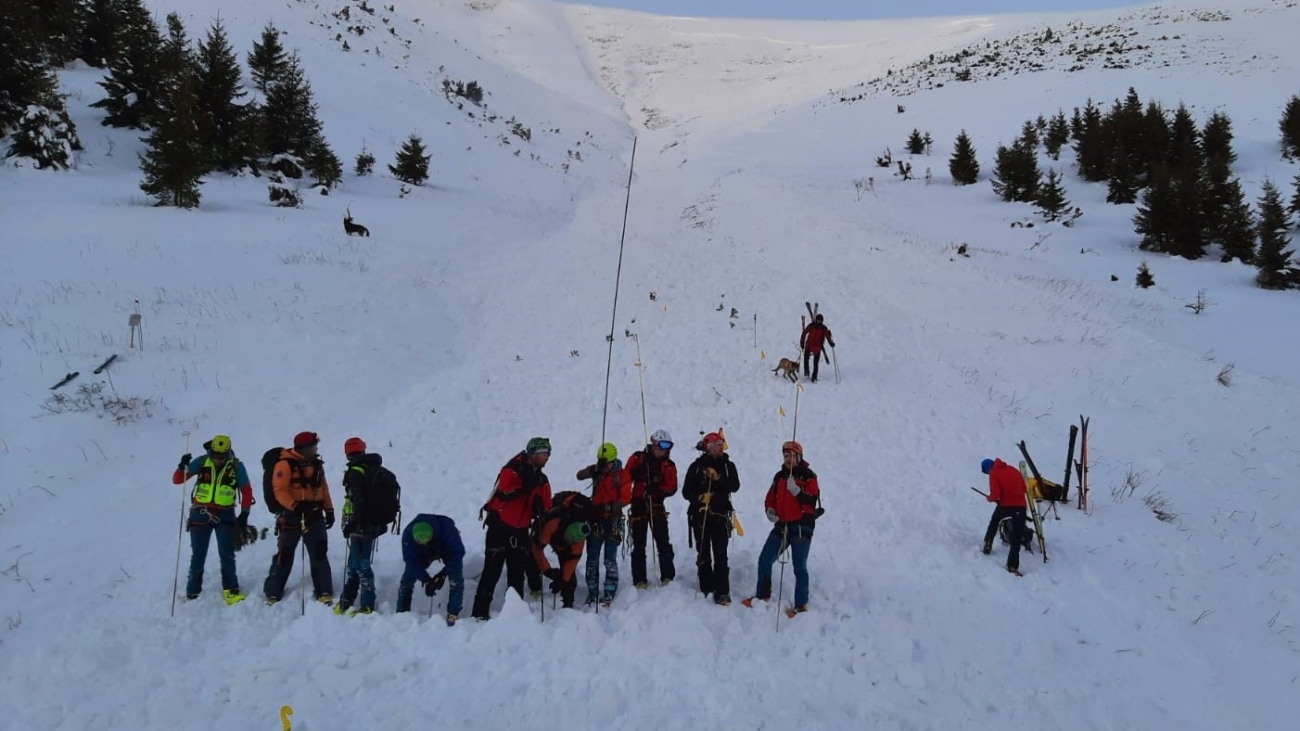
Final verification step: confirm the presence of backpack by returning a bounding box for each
[999,515,1035,553]
[349,464,401,526]
[262,447,286,515]
[537,490,593,534]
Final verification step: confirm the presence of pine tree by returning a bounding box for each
[355,146,375,176]
[91,0,165,129]
[905,128,925,155]
[26,0,84,66]
[0,8,81,167]
[1199,112,1252,262]
[1017,119,1039,150]
[991,141,1040,203]
[1105,140,1141,205]
[1291,171,1300,220]
[1073,100,1108,182]
[159,13,196,83]
[80,0,125,68]
[261,52,332,184]
[196,19,256,172]
[248,23,289,93]
[1034,169,1072,221]
[1214,177,1256,264]
[1141,100,1170,184]
[1135,167,1177,255]
[1255,180,1295,289]
[389,133,431,185]
[948,130,979,185]
[1281,94,1300,159]
[306,142,342,188]
[1201,111,1237,178]
[1135,261,1155,289]
[1166,102,1202,170]
[1069,106,1084,142]
[139,70,207,207]
[1044,111,1070,159]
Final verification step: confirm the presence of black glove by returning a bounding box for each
[237,511,249,530]
[543,568,562,582]
[550,579,565,594]
[431,570,447,592]
[178,453,192,471]
[421,577,437,597]
[341,521,353,538]
[324,510,336,529]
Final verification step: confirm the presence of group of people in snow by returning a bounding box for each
[170,429,825,624]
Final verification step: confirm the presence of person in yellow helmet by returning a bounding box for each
[172,435,254,604]
[576,443,630,605]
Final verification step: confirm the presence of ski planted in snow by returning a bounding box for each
[1077,416,1090,512]
[1062,424,1078,505]
[1016,451,1049,562]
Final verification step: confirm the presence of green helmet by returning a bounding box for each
[526,437,551,455]
[597,442,617,462]
[564,521,590,544]
[411,522,435,545]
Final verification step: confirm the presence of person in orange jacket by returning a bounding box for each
[742,441,821,616]
[576,443,630,605]
[980,457,1028,575]
[533,493,592,609]
[262,431,335,604]
[172,434,254,604]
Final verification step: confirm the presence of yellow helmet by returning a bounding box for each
[210,434,232,454]
[597,443,617,462]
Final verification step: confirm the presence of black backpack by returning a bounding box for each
[537,491,593,534]
[262,447,285,515]
[999,515,1035,553]
[349,463,401,526]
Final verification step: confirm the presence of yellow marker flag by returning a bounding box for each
[732,512,745,536]
[761,350,766,360]
[779,406,786,417]
[718,426,729,451]
[281,706,294,731]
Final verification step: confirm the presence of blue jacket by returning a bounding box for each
[401,514,464,579]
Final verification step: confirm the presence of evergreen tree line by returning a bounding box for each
[946,88,1300,290]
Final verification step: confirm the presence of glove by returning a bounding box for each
[237,511,249,529]
[341,521,353,538]
[178,453,192,471]
[703,467,720,482]
[544,568,563,582]
[700,492,713,506]
[766,508,779,523]
[786,477,801,496]
[829,340,836,348]
[550,579,565,594]
[324,510,336,530]
[431,570,447,592]
[421,577,438,597]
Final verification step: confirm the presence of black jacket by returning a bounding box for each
[682,453,739,515]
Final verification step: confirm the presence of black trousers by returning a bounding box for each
[263,511,332,600]
[984,505,1026,570]
[630,501,675,584]
[691,511,731,598]
[471,519,540,619]
[803,349,823,381]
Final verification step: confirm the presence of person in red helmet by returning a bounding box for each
[980,457,1028,575]
[681,431,740,605]
[336,437,402,615]
[262,431,335,604]
[743,441,821,616]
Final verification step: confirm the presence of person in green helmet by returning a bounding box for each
[532,491,593,609]
[576,442,630,606]
[172,434,254,604]
[397,515,464,625]
[472,437,554,620]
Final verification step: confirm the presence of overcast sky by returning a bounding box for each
[563,0,1140,20]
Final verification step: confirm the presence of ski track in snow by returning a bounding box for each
[2,0,1300,729]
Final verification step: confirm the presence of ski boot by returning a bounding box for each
[634,581,649,590]
[982,539,993,555]
[786,604,808,619]
[446,614,458,627]
[714,594,732,607]
[222,590,245,606]
[741,596,767,608]
[333,599,352,615]
[316,593,334,606]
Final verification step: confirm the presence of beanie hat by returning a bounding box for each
[981,458,995,475]
[344,437,367,456]
[411,521,435,545]
[782,440,803,458]
[526,437,551,455]
[564,521,591,544]
[294,431,320,448]
[210,434,232,454]
[597,442,617,462]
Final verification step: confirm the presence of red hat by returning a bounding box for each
[293,431,320,448]
[344,437,367,455]
[782,440,804,457]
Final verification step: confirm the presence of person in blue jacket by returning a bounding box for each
[397,514,465,625]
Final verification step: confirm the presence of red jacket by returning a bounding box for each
[577,462,631,513]
[765,462,820,525]
[485,453,553,529]
[800,322,835,354]
[987,459,1028,508]
[625,450,678,502]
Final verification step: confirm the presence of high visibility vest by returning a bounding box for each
[192,458,239,507]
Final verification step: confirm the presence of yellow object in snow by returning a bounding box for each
[281,706,293,731]
[732,513,745,536]
[718,427,729,451]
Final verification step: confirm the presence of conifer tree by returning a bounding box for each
[1141,100,1170,183]
[159,13,196,83]
[139,70,207,207]
[1105,140,1140,205]
[1281,94,1300,159]
[80,0,124,68]
[196,18,256,172]
[1034,169,1072,221]
[0,7,81,167]
[905,128,925,155]
[389,133,431,185]
[991,141,1040,203]
[261,52,336,185]
[306,143,342,188]
[1214,178,1256,264]
[247,23,289,93]
[1073,100,1108,182]
[948,130,979,185]
[1291,171,1300,220]
[1255,180,1296,289]
[92,0,165,129]
[1135,261,1155,289]
[355,146,376,176]
[1017,119,1038,150]
[1166,103,1202,170]
[1044,111,1069,160]
[1069,106,1084,142]
[1135,168,1177,255]
[1199,112,1252,262]
[1201,111,1236,177]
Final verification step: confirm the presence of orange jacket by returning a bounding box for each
[272,448,333,512]
[533,515,585,582]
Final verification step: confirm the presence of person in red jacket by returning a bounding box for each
[576,442,631,605]
[626,429,678,588]
[743,441,820,616]
[981,457,1028,575]
[471,437,554,620]
[799,314,835,383]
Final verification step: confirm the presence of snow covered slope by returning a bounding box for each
[2,0,1299,729]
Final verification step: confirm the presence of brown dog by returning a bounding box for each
[771,357,799,383]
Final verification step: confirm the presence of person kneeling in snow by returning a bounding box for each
[743,441,820,616]
[980,457,1027,576]
[397,515,465,625]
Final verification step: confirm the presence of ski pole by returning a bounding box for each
[791,384,803,440]
[170,430,191,617]
[299,529,306,616]
[831,347,841,384]
[775,525,789,632]
[970,486,989,498]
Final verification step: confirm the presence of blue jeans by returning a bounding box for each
[585,535,620,598]
[187,505,238,595]
[753,524,813,607]
[397,561,464,616]
[342,535,376,610]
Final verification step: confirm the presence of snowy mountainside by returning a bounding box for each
[3,0,1300,730]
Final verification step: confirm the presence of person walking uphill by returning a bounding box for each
[396,515,464,625]
[263,431,335,605]
[743,441,821,616]
[335,437,402,615]
[799,314,836,383]
[682,432,740,605]
[472,437,554,620]
[626,429,678,588]
[172,434,254,604]
[980,457,1028,576]
[576,443,631,605]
